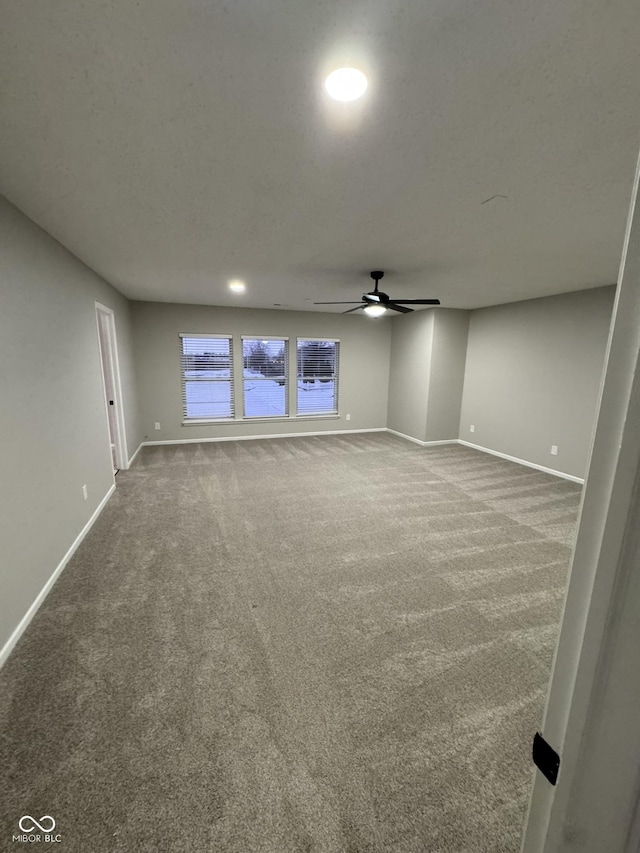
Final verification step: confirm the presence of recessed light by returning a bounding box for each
[228,279,246,293]
[324,67,368,102]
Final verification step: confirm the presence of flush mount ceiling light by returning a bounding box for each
[363,304,387,318]
[324,67,368,102]
[228,279,246,293]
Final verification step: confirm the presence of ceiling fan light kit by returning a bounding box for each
[363,304,387,317]
[314,271,440,317]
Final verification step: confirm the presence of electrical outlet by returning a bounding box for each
[82,484,88,501]
[551,445,558,456]
[470,424,475,433]
[154,422,161,430]
[346,413,351,421]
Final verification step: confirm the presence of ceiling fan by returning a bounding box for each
[314,271,440,317]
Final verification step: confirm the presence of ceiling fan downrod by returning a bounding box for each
[370,270,384,293]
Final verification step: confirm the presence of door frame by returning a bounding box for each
[95,302,129,472]
[521,154,640,851]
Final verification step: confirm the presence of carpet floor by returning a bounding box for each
[0,434,581,852]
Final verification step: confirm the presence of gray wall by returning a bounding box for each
[0,196,141,654]
[426,310,470,441]
[459,286,616,478]
[387,309,469,443]
[387,310,434,441]
[131,301,391,441]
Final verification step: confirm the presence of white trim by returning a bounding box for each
[128,442,143,466]
[297,336,340,344]
[142,427,386,446]
[241,335,289,341]
[179,332,232,340]
[0,484,116,670]
[458,440,584,484]
[294,414,339,421]
[243,414,289,421]
[182,414,340,426]
[182,418,237,425]
[386,428,458,447]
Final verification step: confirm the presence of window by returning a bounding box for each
[180,335,234,420]
[242,337,289,418]
[296,339,339,415]
[180,334,339,423]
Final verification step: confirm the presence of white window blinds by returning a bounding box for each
[242,337,289,418]
[296,339,339,415]
[180,335,234,420]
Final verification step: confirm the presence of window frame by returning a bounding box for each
[296,338,340,417]
[241,336,290,419]
[179,333,235,423]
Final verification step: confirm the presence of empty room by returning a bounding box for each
[2,2,640,852]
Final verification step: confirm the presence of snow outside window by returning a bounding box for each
[296,339,339,415]
[242,337,289,418]
[180,335,234,420]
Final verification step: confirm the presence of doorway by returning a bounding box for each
[95,303,128,473]
[521,159,640,851]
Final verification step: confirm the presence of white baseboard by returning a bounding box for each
[128,442,143,466]
[0,483,116,670]
[457,440,584,484]
[386,428,458,448]
[386,430,584,483]
[142,427,387,446]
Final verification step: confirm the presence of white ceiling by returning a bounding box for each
[1,0,639,312]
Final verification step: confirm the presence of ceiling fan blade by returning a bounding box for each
[387,302,413,314]
[342,305,364,314]
[313,301,363,305]
[389,298,441,305]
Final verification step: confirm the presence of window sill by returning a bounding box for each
[182,414,340,426]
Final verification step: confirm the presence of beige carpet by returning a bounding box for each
[0,434,581,852]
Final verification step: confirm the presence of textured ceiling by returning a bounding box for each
[1,0,639,312]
